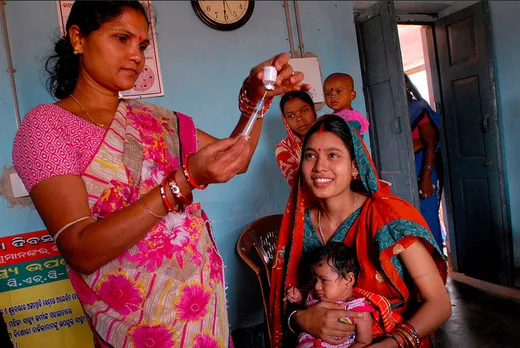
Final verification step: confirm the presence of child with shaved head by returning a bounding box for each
[323,73,370,135]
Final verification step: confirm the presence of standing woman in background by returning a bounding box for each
[12,1,309,347]
[405,75,443,251]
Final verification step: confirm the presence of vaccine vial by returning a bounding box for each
[262,66,277,91]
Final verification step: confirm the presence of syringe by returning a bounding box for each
[240,66,277,137]
[240,91,267,137]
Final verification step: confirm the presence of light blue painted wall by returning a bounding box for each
[489,1,520,282]
[0,1,366,328]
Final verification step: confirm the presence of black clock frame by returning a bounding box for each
[191,1,255,31]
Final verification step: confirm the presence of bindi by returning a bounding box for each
[138,35,142,41]
[317,148,321,152]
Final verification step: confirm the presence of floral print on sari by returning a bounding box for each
[68,100,229,347]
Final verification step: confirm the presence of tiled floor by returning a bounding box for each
[436,278,520,348]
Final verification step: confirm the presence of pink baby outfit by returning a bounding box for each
[333,109,370,135]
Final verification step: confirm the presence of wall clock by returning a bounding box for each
[191,1,255,31]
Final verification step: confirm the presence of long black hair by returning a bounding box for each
[301,114,355,159]
[45,1,148,100]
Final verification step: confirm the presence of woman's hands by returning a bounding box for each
[418,120,438,199]
[196,53,312,167]
[419,176,434,199]
[187,136,251,186]
[294,301,363,345]
[246,52,311,103]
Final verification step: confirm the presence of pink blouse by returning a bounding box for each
[412,112,429,140]
[12,104,106,192]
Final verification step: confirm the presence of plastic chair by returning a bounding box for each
[236,214,283,345]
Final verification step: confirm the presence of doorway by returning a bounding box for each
[397,24,449,258]
[355,0,514,286]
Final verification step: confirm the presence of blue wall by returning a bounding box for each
[489,1,520,285]
[0,1,366,328]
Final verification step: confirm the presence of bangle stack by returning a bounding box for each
[139,171,192,218]
[387,323,421,348]
[182,154,207,190]
[167,172,192,206]
[161,177,180,213]
[238,77,273,118]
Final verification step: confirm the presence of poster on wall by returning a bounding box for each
[56,0,164,99]
[0,230,93,347]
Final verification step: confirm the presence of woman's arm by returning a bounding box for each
[418,120,438,199]
[372,240,451,347]
[31,136,251,274]
[400,240,451,336]
[31,170,190,274]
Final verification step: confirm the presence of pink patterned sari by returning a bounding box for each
[68,100,229,348]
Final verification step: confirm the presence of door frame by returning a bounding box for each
[395,1,513,284]
[355,0,420,209]
[395,19,461,271]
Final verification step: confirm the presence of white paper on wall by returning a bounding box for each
[56,0,164,99]
[288,56,324,103]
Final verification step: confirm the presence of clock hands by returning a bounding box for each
[224,1,236,22]
[222,1,227,23]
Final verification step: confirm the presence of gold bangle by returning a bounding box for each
[138,196,165,219]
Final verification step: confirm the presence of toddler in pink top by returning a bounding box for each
[323,73,369,135]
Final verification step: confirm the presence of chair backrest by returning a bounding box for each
[236,214,283,345]
[237,214,283,283]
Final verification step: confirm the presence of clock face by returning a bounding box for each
[192,1,254,31]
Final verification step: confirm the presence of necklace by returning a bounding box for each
[317,192,357,245]
[69,94,107,128]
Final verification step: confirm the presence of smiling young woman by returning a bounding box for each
[270,115,450,348]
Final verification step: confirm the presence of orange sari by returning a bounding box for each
[275,112,302,189]
[269,124,447,347]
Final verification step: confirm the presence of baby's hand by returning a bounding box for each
[284,286,303,305]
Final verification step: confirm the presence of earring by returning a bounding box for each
[352,169,359,178]
[73,47,79,55]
